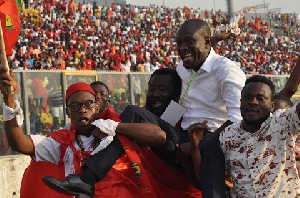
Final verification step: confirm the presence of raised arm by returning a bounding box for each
[278,56,300,99]
[211,31,233,51]
[0,67,35,155]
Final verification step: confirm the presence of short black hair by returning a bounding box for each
[273,94,293,108]
[150,68,182,100]
[243,75,275,99]
[180,19,211,37]
[90,81,109,95]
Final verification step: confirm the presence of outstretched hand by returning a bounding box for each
[0,67,16,96]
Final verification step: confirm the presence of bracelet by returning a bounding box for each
[3,100,24,127]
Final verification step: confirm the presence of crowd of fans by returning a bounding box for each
[10,0,300,74]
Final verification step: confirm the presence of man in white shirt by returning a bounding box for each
[176,19,246,197]
[219,75,300,197]
[176,19,245,132]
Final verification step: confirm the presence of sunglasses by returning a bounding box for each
[67,100,96,112]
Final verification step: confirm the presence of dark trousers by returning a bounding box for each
[84,105,186,180]
[199,138,226,198]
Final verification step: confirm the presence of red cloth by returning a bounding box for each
[20,161,70,198]
[138,147,202,197]
[97,109,201,197]
[21,108,200,197]
[0,0,21,56]
[184,6,191,19]
[254,18,261,31]
[20,109,114,198]
[65,82,95,101]
[97,108,155,197]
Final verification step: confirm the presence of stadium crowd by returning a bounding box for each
[10,0,300,74]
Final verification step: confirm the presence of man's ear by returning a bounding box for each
[270,101,275,113]
[206,36,211,48]
[106,99,110,107]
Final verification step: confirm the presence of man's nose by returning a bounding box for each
[78,104,88,112]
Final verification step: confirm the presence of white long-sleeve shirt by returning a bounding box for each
[177,48,246,131]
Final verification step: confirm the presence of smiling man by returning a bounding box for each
[176,19,246,197]
[219,75,300,197]
[176,19,245,133]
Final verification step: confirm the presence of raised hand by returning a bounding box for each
[0,67,16,96]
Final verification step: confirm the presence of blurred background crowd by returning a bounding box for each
[1,0,300,155]
[10,0,300,74]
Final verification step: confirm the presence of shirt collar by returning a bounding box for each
[239,116,271,134]
[199,47,215,73]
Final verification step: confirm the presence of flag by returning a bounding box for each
[254,17,261,31]
[0,0,21,56]
[227,6,256,36]
[183,6,190,19]
[15,0,23,13]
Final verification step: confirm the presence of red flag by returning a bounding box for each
[184,6,191,19]
[254,18,261,31]
[0,0,21,56]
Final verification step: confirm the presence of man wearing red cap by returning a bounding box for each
[0,67,166,197]
[42,68,203,198]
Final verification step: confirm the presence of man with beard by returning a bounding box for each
[176,19,246,197]
[219,75,300,197]
[43,68,202,197]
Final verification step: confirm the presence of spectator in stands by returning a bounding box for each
[10,1,300,74]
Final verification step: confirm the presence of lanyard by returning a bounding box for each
[179,70,198,105]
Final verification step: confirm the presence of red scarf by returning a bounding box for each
[21,108,155,198]
[21,108,201,197]
[94,108,155,197]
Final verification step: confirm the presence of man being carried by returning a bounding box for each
[0,67,166,198]
[176,19,246,197]
[43,68,202,197]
